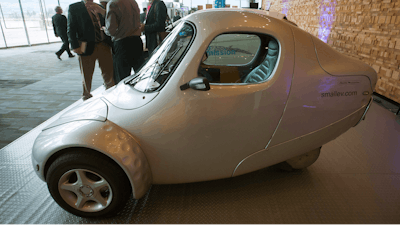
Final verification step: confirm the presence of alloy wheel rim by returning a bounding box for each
[58,169,113,212]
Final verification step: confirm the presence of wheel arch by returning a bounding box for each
[43,147,124,183]
[33,120,152,199]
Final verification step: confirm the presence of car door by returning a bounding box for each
[126,30,295,184]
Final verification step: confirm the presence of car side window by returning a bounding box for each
[199,33,279,84]
[203,34,260,66]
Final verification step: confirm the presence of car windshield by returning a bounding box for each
[127,22,195,93]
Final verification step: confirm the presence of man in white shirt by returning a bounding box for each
[104,0,144,84]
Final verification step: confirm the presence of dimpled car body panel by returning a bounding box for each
[32,8,377,201]
[32,117,152,199]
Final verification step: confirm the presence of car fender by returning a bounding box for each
[32,119,152,199]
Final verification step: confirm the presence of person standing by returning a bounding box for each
[52,6,74,60]
[104,0,144,84]
[140,8,147,24]
[67,0,114,100]
[172,11,181,22]
[141,0,167,55]
[100,0,109,8]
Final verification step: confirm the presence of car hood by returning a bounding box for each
[43,97,108,131]
[102,82,159,110]
[42,83,159,130]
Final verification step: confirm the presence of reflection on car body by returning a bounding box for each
[31,8,377,218]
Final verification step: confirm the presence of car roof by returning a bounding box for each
[180,9,290,37]
[190,8,286,20]
[181,9,297,33]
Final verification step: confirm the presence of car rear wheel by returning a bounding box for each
[278,147,321,171]
[46,151,131,217]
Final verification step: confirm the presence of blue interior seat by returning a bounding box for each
[242,39,279,84]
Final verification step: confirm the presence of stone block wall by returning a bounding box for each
[262,0,400,103]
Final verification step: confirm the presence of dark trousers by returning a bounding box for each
[56,34,72,56]
[145,32,158,56]
[113,36,144,84]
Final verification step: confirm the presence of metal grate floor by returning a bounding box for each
[1,101,399,223]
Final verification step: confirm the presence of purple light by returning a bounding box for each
[282,0,290,16]
[318,0,336,43]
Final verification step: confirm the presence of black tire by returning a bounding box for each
[46,151,131,217]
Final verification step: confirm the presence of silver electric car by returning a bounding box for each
[31,8,377,217]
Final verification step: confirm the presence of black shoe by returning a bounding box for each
[69,54,75,58]
[82,94,93,101]
[55,53,62,60]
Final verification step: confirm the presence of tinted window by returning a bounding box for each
[127,22,195,92]
[204,34,261,66]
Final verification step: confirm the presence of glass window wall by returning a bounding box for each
[0,0,29,47]
[0,0,258,48]
[0,10,7,47]
[20,0,50,45]
[0,0,81,48]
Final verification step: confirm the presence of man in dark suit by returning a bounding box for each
[68,0,114,100]
[52,6,74,60]
[172,11,181,22]
[140,0,167,55]
[140,8,147,24]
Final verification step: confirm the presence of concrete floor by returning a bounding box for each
[0,43,399,223]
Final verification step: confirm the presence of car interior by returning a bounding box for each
[199,34,279,84]
[242,39,279,83]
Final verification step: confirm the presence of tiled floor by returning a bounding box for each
[373,93,400,114]
[0,43,104,149]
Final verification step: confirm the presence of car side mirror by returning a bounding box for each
[180,77,210,91]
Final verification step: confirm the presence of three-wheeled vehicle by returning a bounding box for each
[32,8,377,217]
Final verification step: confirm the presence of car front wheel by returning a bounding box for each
[46,151,131,217]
